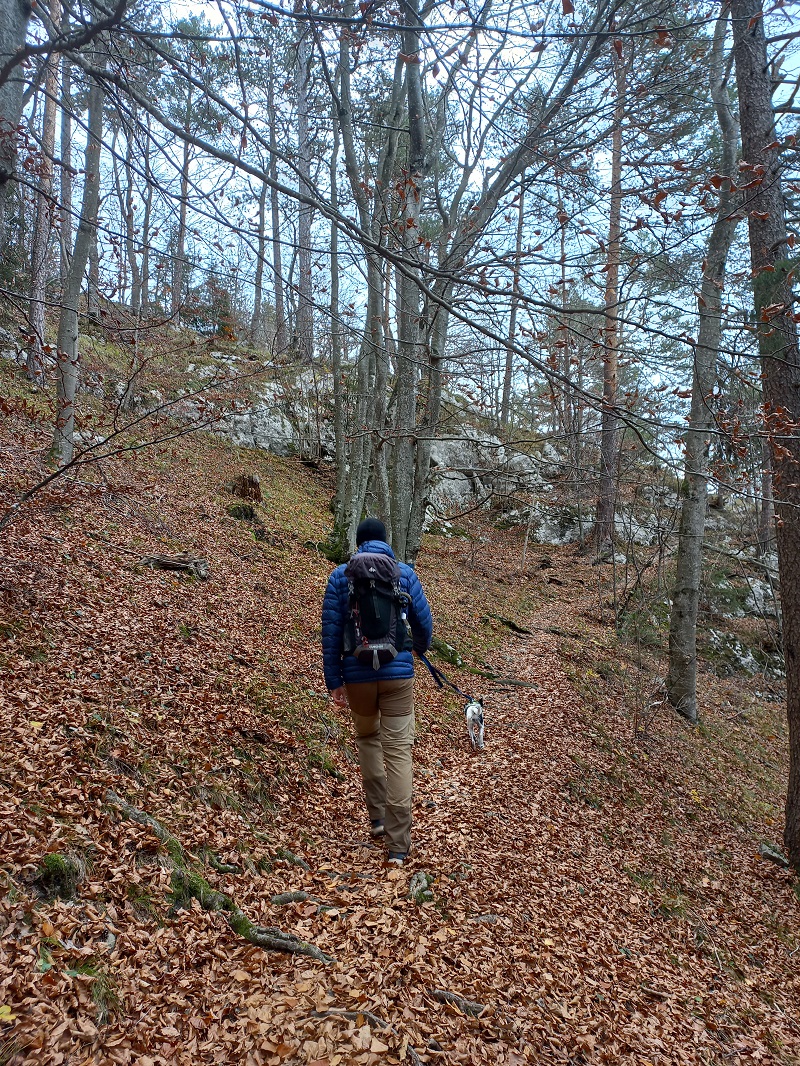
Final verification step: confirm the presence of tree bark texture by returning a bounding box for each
[757,433,774,556]
[0,0,31,244]
[250,180,267,342]
[59,56,73,283]
[329,98,347,520]
[731,0,800,871]
[268,57,288,355]
[122,125,142,314]
[26,0,60,384]
[53,75,104,466]
[667,8,740,723]
[501,181,525,427]
[595,43,625,552]
[294,21,314,364]
[172,86,192,322]
[391,0,426,562]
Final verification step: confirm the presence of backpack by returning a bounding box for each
[342,552,411,670]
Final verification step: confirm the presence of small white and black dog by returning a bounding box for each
[464,699,485,751]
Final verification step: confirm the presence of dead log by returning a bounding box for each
[143,553,209,579]
[85,533,209,579]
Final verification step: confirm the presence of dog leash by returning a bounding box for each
[416,652,474,702]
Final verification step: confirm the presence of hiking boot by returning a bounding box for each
[387,852,408,865]
[370,819,386,839]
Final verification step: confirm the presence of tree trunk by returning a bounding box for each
[334,6,404,551]
[330,95,346,522]
[139,112,153,312]
[731,0,800,871]
[87,227,100,316]
[667,8,740,724]
[757,434,774,556]
[595,43,625,552]
[122,125,141,314]
[250,180,267,342]
[0,0,32,245]
[53,75,104,466]
[268,58,288,355]
[294,21,314,363]
[501,177,525,427]
[172,88,192,322]
[391,0,426,561]
[59,56,73,285]
[407,294,449,564]
[26,0,60,384]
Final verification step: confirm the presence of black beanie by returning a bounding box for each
[356,517,387,546]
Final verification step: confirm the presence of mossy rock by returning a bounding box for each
[319,524,351,564]
[431,636,463,667]
[34,853,85,900]
[409,871,434,904]
[702,629,784,678]
[226,502,260,522]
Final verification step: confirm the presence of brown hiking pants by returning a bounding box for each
[345,678,415,855]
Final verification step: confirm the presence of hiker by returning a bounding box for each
[321,518,433,865]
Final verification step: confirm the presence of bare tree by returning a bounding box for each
[53,71,104,466]
[594,40,627,553]
[731,0,800,871]
[667,6,741,723]
[0,0,33,242]
[26,0,60,384]
[293,18,314,363]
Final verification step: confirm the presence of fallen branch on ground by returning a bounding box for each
[143,553,209,579]
[105,790,333,963]
[309,1010,424,1065]
[487,677,538,689]
[86,533,209,578]
[431,989,486,1017]
[271,890,313,905]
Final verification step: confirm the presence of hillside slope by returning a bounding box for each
[0,407,798,1065]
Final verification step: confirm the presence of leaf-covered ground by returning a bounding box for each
[1,410,798,1065]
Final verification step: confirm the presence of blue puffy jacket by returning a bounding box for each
[321,540,433,690]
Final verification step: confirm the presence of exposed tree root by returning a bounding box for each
[309,1009,424,1065]
[431,989,486,1017]
[106,790,185,865]
[271,890,313,905]
[485,613,532,634]
[105,790,333,964]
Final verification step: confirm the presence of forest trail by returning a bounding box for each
[244,593,799,1065]
[1,433,797,1066]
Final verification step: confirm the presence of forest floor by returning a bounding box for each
[1,375,799,1065]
